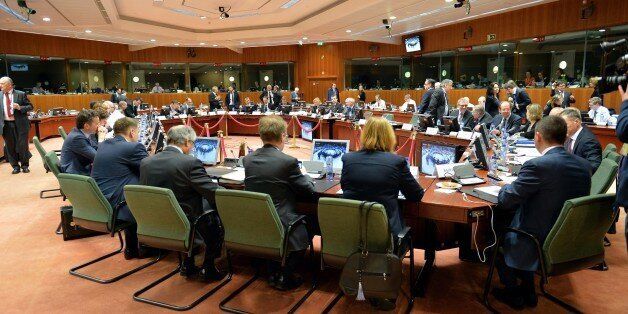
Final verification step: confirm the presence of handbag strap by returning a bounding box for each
[357,201,368,252]
[360,202,376,254]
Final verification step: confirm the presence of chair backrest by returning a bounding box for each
[605,151,621,164]
[542,194,616,275]
[32,136,46,159]
[215,189,285,259]
[58,126,68,140]
[590,158,618,195]
[318,198,391,268]
[43,151,61,177]
[602,143,616,159]
[124,185,192,252]
[56,173,113,233]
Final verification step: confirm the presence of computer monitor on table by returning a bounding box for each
[192,137,220,165]
[281,105,292,115]
[439,116,460,133]
[478,123,491,149]
[416,114,434,131]
[311,139,350,173]
[473,137,490,170]
[154,132,165,154]
[151,121,161,142]
[420,141,459,176]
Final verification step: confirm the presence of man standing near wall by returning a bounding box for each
[0,76,33,174]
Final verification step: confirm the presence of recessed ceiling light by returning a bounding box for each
[502,49,507,52]
[302,37,308,40]
[150,39,156,42]
[240,41,245,44]
[200,42,206,45]
[212,44,218,47]
[42,17,51,22]
[84,61,89,64]
[599,29,606,32]
[446,0,454,2]
[514,51,518,53]
[551,50,555,53]
[84,29,92,33]
[346,30,352,33]
[29,56,35,59]
[389,16,397,20]
[174,43,180,46]
[519,52,523,55]
[200,16,207,20]
[502,44,508,47]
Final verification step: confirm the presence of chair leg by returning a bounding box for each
[322,290,344,314]
[288,242,319,314]
[481,239,501,313]
[219,251,262,314]
[69,232,162,284]
[40,188,63,199]
[55,222,63,235]
[134,252,232,311]
[405,238,415,312]
[540,278,583,313]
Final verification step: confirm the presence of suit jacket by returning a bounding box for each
[511,88,531,117]
[225,91,240,110]
[498,147,591,271]
[449,109,472,129]
[0,89,32,136]
[60,128,99,175]
[140,146,220,220]
[616,99,628,207]
[468,113,493,130]
[341,150,424,235]
[491,113,522,136]
[485,95,500,117]
[327,88,340,102]
[209,92,221,110]
[358,91,366,102]
[571,126,602,173]
[124,104,137,118]
[519,120,538,139]
[418,88,434,114]
[551,89,576,108]
[427,88,449,122]
[272,91,282,105]
[243,144,316,251]
[331,103,344,114]
[290,91,299,102]
[259,90,277,104]
[91,135,148,221]
[111,93,127,104]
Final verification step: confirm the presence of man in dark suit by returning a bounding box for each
[225,86,240,111]
[0,76,33,174]
[494,115,591,309]
[140,125,224,281]
[110,88,127,104]
[470,106,493,131]
[490,101,522,136]
[428,79,453,123]
[418,79,436,114]
[449,97,473,130]
[560,108,602,173]
[60,109,100,175]
[91,117,148,259]
[615,86,628,245]
[326,83,340,102]
[243,115,316,290]
[124,98,139,118]
[272,85,282,105]
[259,84,276,107]
[504,80,531,117]
[208,86,221,111]
[550,81,576,108]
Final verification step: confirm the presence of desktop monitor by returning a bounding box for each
[409,113,421,126]
[440,116,460,133]
[192,137,220,165]
[479,124,491,149]
[473,137,490,170]
[311,139,350,173]
[416,114,434,131]
[151,121,161,141]
[301,120,313,141]
[420,141,458,175]
[154,132,165,153]
[281,105,292,115]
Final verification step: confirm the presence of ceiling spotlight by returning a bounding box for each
[302,37,308,40]
[212,44,218,47]
[219,6,230,19]
[84,29,92,33]
[599,29,606,32]
[502,44,508,47]
[346,29,352,33]
[200,42,206,45]
[389,16,397,20]
[240,41,245,44]
[150,39,156,42]
[174,43,180,46]
[518,52,523,55]
[453,0,470,14]
[200,16,207,20]
[514,50,518,53]
[42,17,51,22]
[502,49,507,52]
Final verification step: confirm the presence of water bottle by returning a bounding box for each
[500,125,508,162]
[325,156,334,181]
[490,155,499,173]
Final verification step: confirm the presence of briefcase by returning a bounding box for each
[60,206,105,241]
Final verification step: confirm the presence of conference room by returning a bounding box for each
[1,0,627,313]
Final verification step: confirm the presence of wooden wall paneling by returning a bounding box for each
[128,47,243,64]
[242,45,298,63]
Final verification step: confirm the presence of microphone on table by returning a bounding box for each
[229,149,238,169]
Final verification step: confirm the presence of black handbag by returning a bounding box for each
[339,202,402,300]
[60,206,105,241]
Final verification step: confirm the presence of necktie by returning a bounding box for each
[564,138,573,153]
[269,91,273,104]
[4,92,13,119]
[444,93,449,115]
[230,93,234,105]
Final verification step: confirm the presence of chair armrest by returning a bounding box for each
[188,210,216,256]
[504,227,547,277]
[281,215,309,266]
[395,226,412,257]
[111,201,127,236]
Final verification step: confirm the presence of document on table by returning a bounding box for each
[474,185,502,197]
[498,175,518,184]
[336,189,407,200]
[459,177,484,185]
[220,168,245,182]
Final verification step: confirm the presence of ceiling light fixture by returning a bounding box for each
[174,43,179,46]
[150,39,156,42]
[42,17,51,22]
[502,49,507,52]
[84,29,92,33]
[219,6,230,19]
[389,16,397,20]
[212,44,218,47]
[200,16,207,20]
[346,29,352,33]
[240,41,245,44]
[200,42,206,45]
[599,29,606,32]
[280,0,300,9]
[502,44,508,47]
[302,37,308,40]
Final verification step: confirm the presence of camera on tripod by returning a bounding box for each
[596,38,627,94]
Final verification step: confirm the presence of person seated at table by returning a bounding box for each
[330,96,344,113]
[491,101,522,136]
[449,97,473,130]
[588,97,611,126]
[140,125,224,281]
[399,94,417,112]
[343,97,358,119]
[32,82,45,94]
[278,96,291,111]
[493,115,591,309]
[60,109,100,175]
[160,100,181,117]
[92,117,149,259]
[124,98,140,118]
[242,116,316,290]
[151,82,164,93]
[371,94,386,110]
[107,101,126,127]
[560,108,602,173]
[470,106,493,132]
[260,96,271,112]
[518,103,542,139]
[242,96,257,112]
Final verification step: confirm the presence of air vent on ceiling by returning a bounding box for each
[93,0,111,24]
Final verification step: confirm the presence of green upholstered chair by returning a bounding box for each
[317,198,414,312]
[214,189,315,314]
[605,151,621,164]
[124,185,229,311]
[57,174,160,284]
[43,151,66,234]
[602,143,616,159]
[58,125,68,140]
[33,136,63,199]
[590,158,619,195]
[483,194,616,313]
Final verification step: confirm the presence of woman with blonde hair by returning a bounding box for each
[519,103,543,139]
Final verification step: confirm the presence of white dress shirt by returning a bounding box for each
[567,126,583,152]
[374,99,386,109]
[399,99,417,111]
[107,110,125,128]
[2,89,15,121]
[541,145,561,155]
[588,106,611,125]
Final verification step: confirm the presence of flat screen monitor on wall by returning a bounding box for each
[405,36,422,53]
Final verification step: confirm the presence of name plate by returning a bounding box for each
[216,110,226,115]
[157,116,166,120]
[358,119,366,125]
[401,123,413,131]
[289,112,299,116]
[179,114,188,119]
[311,114,317,119]
[426,127,439,135]
[208,112,216,116]
[252,111,261,115]
[457,131,473,140]
[228,111,237,115]
[265,111,274,115]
